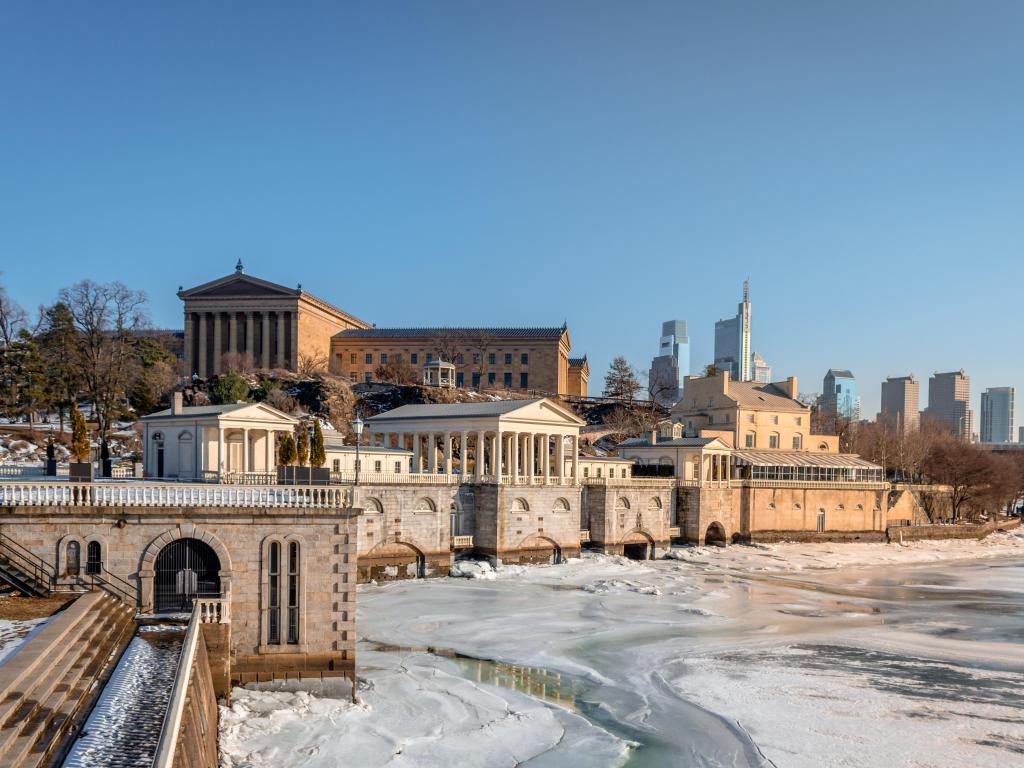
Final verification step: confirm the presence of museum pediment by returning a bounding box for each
[179,273,299,300]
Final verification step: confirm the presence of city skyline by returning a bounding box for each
[3,3,1023,421]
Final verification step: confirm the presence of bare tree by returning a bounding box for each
[296,352,328,377]
[59,280,148,437]
[430,330,464,365]
[375,359,419,385]
[222,351,257,375]
[921,440,996,521]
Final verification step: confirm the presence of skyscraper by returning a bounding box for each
[880,375,920,434]
[924,370,973,440]
[648,320,689,407]
[713,279,752,382]
[822,369,860,421]
[980,387,1015,443]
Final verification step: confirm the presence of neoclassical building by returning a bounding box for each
[179,262,370,378]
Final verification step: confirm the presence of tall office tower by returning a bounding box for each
[822,369,861,421]
[752,352,772,384]
[924,369,973,440]
[980,386,1015,443]
[880,375,920,434]
[648,320,689,407]
[713,279,752,381]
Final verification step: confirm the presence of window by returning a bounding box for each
[553,498,570,512]
[519,372,528,389]
[365,353,373,364]
[394,354,402,364]
[394,461,402,473]
[583,467,589,477]
[374,460,382,472]
[456,354,464,364]
[350,353,356,364]
[456,372,464,387]
[769,433,779,449]
[503,372,512,388]
[795,417,802,426]
[411,353,418,364]
[596,468,602,477]
[725,414,730,423]
[772,415,779,425]
[521,353,529,365]
[86,541,101,575]
[332,459,340,472]
[426,353,433,363]
[488,372,496,385]
[472,372,480,388]
[364,372,372,383]
[745,433,755,448]
[473,353,480,364]
[488,353,496,365]
[350,372,357,382]
[66,541,80,576]
[792,435,802,450]
[708,414,714,424]
[380,353,388,364]
[747,413,755,423]
[504,353,512,365]
[287,542,300,644]
[268,542,281,644]
[816,511,826,533]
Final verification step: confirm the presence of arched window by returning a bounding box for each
[648,497,662,511]
[268,542,281,645]
[552,498,570,513]
[287,542,300,645]
[66,540,81,576]
[511,498,529,512]
[414,498,436,514]
[818,442,828,451]
[615,497,630,511]
[365,497,384,514]
[792,435,802,450]
[86,541,102,575]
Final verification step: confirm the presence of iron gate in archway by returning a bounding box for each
[154,538,222,613]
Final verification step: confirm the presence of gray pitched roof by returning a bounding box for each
[617,436,719,448]
[142,403,253,419]
[827,369,855,379]
[368,399,544,421]
[725,381,807,412]
[335,326,566,340]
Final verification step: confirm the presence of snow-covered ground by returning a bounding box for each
[0,617,50,666]
[221,531,1024,768]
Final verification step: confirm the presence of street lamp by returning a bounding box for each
[352,417,364,486]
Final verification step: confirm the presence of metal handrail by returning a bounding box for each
[0,532,57,593]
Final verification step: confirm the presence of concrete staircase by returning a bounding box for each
[0,591,135,767]
[0,536,54,599]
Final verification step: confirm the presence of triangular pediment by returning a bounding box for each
[179,273,299,300]
[221,402,300,424]
[502,398,586,427]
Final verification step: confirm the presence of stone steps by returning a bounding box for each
[0,591,134,768]
[0,555,51,599]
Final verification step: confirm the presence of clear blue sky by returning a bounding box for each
[2,2,1022,421]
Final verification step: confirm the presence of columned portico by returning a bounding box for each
[365,398,585,486]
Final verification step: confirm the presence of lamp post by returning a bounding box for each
[352,417,364,486]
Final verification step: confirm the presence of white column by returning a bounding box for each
[459,431,467,480]
[511,432,519,482]
[526,433,534,482]
[261,313,271,369]
[556,434,565,482]
[197,313,208,378]
[495,431,503,480]
[212,313,222,374]
[571,435,579,482]
[216,427,224,475]
[242,428,250,472]
[443,432,452,475]
[412,432,421,473]
[265,430,272,472]
[542,434,550,483]
[428,433,438,474]
[276,311,286,369]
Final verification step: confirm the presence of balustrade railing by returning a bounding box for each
[450,535,474,549]
[196,597,229,624]
[0,481,354,509]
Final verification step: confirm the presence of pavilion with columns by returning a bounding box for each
[364,398,586,484]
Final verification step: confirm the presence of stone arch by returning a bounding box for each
[704,522,727,547]
[552,497,571,513]
[365,537,426,579]
[518,534,562,565]
[56,533,85,578]
[511,497,530,512]
[259,533,307,648]
[615,496,630,510]
[364,496,384,513]
[621,528,655,561]
[138,525,233,612]
[414,497,436,514]
[647,496,662,511]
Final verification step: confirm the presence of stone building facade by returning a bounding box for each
[0,487,359,683]
[330,326,588,397]
[179,263,369,378]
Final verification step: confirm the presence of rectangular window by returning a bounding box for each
[394,461,402,473]
[380,353,388,364]
[795,417,802,425]
[393,353,402,364]
[504,353,512,365]
[411,353,418,364]
[350,372,357,382]
[426,353,433,363]
[792,436,802,450]
[365,353,373,364]
[488,372,496,385]
[350,353,356,364]
[745,433,755,448]
[473,353,480,364]
[488,353,496,365]
[456,372,464,387]
[769,434,779,449]
[520,372,528,389]
[521,353,528,365]
[374,460,382,472]
[364,372,372,383]
[287,542,299,644]
[503,372,512,388]
[583,467,589,478]
[456,354,464,364]
[332,459,340,472]
[472,372,480,388]
[772,415,779,425]
[816,511,825,533]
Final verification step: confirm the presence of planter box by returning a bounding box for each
[68,462,93,482]
[277,466,331,485]
[45,459,59,477]
[101,459,113,478]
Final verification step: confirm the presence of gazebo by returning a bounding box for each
[422,359,456,388]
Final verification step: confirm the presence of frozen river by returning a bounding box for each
[220,531,1024,767]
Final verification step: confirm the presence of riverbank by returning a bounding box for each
[220,532,1024,767]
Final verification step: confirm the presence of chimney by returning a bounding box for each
[172,391,184,415]
[721,369,730,395]
[781,377,798,399]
